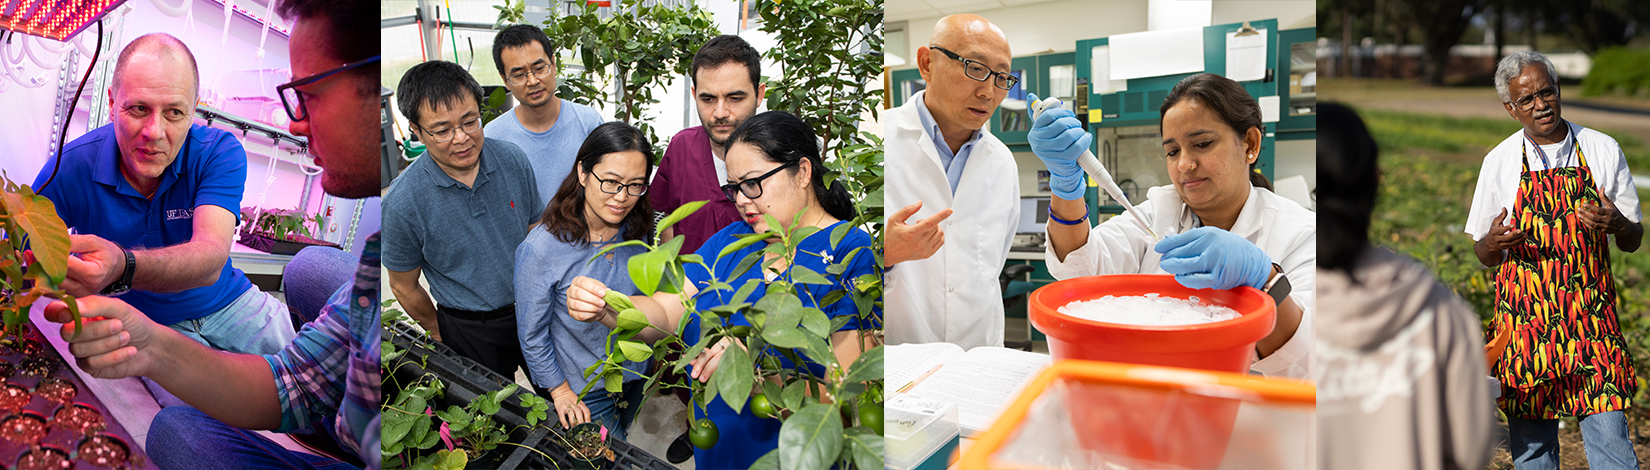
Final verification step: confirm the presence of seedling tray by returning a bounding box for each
[0,324,154,470]
[385,321,671,470]
[237,232,340,256]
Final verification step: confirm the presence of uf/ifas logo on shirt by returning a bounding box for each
[165,208,194,221]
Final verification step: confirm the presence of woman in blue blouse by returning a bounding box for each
[566,111,880,468]
[514,122,655,440]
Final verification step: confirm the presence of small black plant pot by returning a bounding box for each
[566,423,610,470]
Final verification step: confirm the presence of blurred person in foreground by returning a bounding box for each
[1315,102,1493,470]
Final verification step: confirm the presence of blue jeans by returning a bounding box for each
[147,406,357,470]
[580,380,644,442]
[1510,410,1641,470]
[282,246,358,326]
[169,287,297,355]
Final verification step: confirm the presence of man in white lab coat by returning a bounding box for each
[885,14,1020,350]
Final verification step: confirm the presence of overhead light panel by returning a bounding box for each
[0,0,127,41]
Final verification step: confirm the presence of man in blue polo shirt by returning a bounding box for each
[385,60,541,379]
[485,24,604,206]
[33,33,296,359]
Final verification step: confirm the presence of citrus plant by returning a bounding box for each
[577,201,884,470]
[0,173,81,339]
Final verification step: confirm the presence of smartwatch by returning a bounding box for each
[99,246,135,296]
[1263,263,1291,307]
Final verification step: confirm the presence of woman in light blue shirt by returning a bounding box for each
[514,122,654,440]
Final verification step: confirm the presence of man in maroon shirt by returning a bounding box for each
[653,35,765,253]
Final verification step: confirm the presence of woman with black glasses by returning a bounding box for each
[513,122,655,440]
[563,111,879,468]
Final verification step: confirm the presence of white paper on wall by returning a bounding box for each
[1089,46,1127,94]
[1225,29,1268,82]
[1109,27,1204,80]
[1258,95,1280,123]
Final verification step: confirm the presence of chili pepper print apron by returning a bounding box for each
[1490,135,1637,418]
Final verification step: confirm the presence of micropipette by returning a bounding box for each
[1030,97,1161,241]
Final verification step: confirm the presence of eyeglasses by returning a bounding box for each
[589,174,648,196]
[506,61,554,87]
[276,55,381,123]
[1510,86,1559,112]
[928,45,1018,91]
[721,159,799,203]
[416,117,482,144]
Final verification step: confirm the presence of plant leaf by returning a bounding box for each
[657,201,707,240]
[628,250,666,296]
[778,402,843,470]
[617,340,653,362]
[844,427,885,470]
[789,265,831,285]
[714,339,754,414]
[1,189,69,284]
[615,308,650,331]
[844,345,883,383]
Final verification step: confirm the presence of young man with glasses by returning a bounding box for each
[41,0,383,467]
[30,34,299,401]
[385,60,542,381]
[885,14,1021,350]
[1466,50,1644,469]
[485,24,605,206]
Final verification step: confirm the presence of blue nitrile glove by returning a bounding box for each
[1027,93,1091,201]
[1154,227,1273,290]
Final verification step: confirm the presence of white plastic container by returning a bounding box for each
[886,393,960,470]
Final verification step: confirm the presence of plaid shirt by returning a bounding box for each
[264,232,381,468]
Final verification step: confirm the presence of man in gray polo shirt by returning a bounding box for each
[485,24,605,206]
[385,60,541,378]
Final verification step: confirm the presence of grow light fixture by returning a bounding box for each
[0,0,127,41]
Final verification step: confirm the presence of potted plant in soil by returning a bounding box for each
[237,207,340,255]
[563,422,610,469]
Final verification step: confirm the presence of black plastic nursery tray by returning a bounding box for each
[385,321,672,470]
[0,323,154,470]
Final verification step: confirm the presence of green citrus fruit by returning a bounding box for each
[689,419,719,449]
[750,394,777,419]
[859,402,883,436]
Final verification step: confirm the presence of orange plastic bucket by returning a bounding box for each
[1026,274,1279,468]
[1028,274,1276,374]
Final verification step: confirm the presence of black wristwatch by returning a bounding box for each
[1263,263,1291,307]
[99,246,135,296]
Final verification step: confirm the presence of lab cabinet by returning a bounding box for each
[1276,27,1316,133]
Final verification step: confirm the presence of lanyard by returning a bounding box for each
[1523,122,1574,170]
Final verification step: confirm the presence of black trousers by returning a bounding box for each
[436,303,527,381]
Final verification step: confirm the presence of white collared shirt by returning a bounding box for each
[1465,121,1643,241]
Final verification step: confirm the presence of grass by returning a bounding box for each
[1358,107,1650,439]
[1356,108,1650,176]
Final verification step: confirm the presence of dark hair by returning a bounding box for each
[275,0,377,94]
[396,61,484,129]
[1160,73,1272,191]
[541,122,657,246]
[725,111,856,222]
[492,24,556,79]
[112,34,199,100]
[690,35,762,90]
[1317,103,1379,275]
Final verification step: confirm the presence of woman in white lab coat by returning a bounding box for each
[1028,73,1314,379]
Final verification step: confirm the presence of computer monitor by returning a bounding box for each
[1017,198,1050,234]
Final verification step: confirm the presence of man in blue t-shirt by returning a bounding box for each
[33,33,296,359]
[484,24,605,207]
[385,60,541,380]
